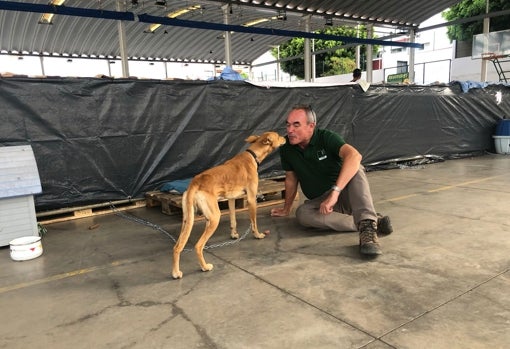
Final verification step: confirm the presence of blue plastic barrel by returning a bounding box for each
[495,119,510,136]
[493,119,510,154]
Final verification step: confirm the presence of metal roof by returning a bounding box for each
[0,0,462,65]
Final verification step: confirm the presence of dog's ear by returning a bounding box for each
[262,136,273,145]
[245,135,259,143]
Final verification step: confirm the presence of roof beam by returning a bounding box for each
[138,14,424,49]
[0,0,134,21]
[0,1,423,49]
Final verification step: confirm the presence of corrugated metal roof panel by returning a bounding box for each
[0,0,462,64]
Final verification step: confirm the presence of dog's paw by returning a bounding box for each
[172,271,183,279]
[253,231,266,239]
[231,231,239,239]
[201,263,214,272]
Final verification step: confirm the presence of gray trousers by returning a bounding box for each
[295,166,377,232]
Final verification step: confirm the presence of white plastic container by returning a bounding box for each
[9,236,43,261]
[493,136,510,154]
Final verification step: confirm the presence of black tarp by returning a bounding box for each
[1,77,509,210]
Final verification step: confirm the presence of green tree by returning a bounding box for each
[273,26,375,79]
[443,0,510,42]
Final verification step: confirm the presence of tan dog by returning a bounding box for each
[172,131,286,279]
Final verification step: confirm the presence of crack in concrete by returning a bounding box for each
[172,303,218,348]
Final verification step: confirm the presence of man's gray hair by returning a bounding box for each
[292,104,316,124]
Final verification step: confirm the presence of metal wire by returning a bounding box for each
[110,203,252,252]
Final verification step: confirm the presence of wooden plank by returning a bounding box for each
[145,178,287,218]
[36,199,146,224]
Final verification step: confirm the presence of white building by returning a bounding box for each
[253,13,509,85]
[379,14,454,84]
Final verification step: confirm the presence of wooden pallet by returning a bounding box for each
[145,178,287,218]
[36,199,146,224]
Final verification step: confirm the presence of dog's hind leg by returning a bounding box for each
[228,199,239,239]
[195,192,220,272]
[172,191,194,279]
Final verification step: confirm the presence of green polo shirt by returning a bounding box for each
[279,128,345,199]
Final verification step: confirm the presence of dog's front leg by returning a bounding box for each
[246,191,266,239]
[228,199,239,239]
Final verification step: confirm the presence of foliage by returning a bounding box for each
[442,0,510,42]
[272,26,377,79]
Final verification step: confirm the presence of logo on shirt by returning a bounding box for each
[317,149,327,161]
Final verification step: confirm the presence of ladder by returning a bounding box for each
[482,53,509,83]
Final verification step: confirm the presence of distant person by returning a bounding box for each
[270,105,393,256]
[350,68,361,82]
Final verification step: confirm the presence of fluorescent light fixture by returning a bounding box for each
[168,5,202,18]
[147,23,162,33]
[276,10,287,20]
[243,17,276,27]
[146,5,202,33]
[39,0,66,24]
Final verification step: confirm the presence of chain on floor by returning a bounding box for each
[109,203,252,252]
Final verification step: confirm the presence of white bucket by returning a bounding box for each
[9,236,43,261]
[493,135,510,154]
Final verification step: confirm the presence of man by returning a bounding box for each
[270,105,392,255]
[350,68,361,82]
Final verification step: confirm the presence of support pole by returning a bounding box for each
[39,55,45,76]
[481,0,490,81]
[276,46,280,82]
[409,29,416,83]
[116,0,129,77]
[312,39,316,81]
[304,15,311,82]
[366,24,373,82]
[222,4,232,67]
[356,24,361,68]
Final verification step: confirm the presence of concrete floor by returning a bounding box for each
[1,154,510,349]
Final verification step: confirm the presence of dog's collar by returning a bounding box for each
[246,149,260,168]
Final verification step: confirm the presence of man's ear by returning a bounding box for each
[245,135,259,143]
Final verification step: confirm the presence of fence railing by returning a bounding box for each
[383,59,452,84]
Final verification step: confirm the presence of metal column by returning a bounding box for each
[409,29,416,83]
[116,0,129,77]
[366,24,373,82]
[304,15,311,82]
[481,0,490,81]
[222,4,232,67]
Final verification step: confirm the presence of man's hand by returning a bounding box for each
[319,191,339,215]
[270,207,290,217]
